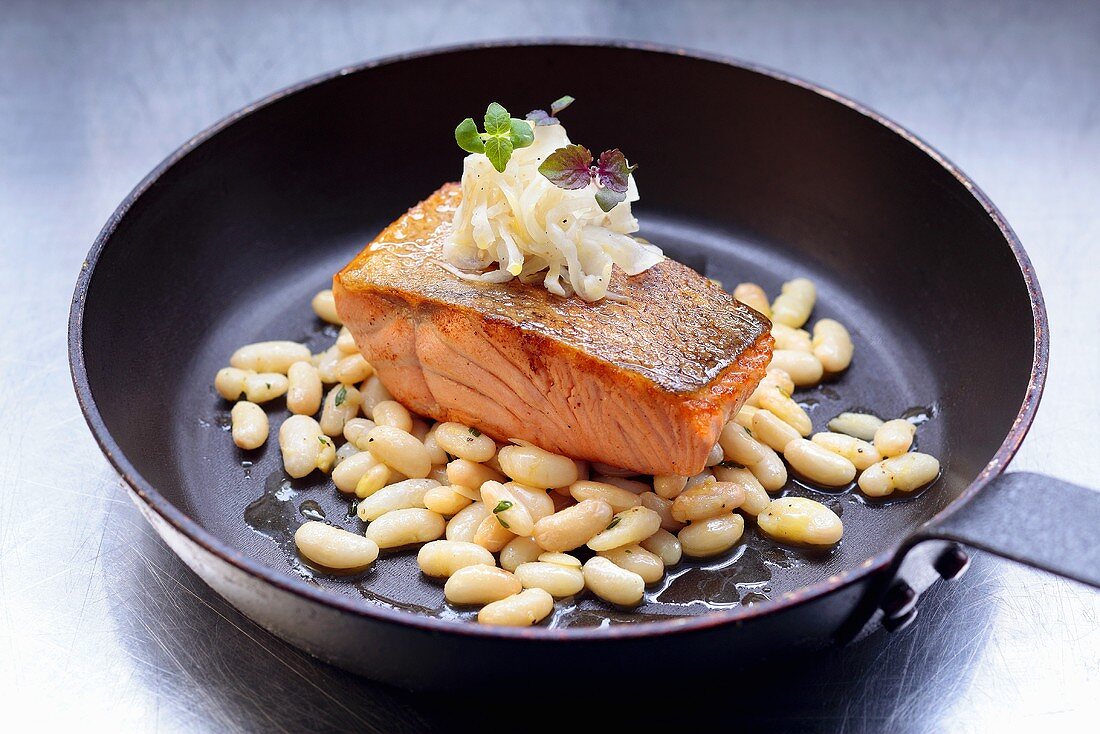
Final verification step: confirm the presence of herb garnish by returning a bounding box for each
[539,145,637,212]
[455,102,535,172]
[469,427,482,437]
[334,385,347,407]
[493,500,513,514]
[606,517,621,530]
[525,95,574,126]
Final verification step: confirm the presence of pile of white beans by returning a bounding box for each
[212,280,940,626]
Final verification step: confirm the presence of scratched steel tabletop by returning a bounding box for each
[2,1,1097,731]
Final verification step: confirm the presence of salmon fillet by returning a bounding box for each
[333,184,772,476]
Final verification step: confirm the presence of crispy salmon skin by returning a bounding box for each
[334,184,772,475]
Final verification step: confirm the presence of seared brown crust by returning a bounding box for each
[334,184,773,475]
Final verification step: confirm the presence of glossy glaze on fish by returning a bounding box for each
[334,184,772,475]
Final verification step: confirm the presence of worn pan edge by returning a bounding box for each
[67,38,1049,641]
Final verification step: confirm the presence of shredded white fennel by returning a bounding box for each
[441,122,663,302]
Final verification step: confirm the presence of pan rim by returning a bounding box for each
[68,38,1048,642]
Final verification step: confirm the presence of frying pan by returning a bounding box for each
[69,41,1100,689]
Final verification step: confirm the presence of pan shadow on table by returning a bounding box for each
[102,496,995,734]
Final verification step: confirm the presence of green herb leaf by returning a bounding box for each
[484,102,511,136]
[594,187,627,212]
[509,118,534,149]
[606,517,621,530]
[550,95,575,115]
[538,144,593,190]
[493,500,514,514]
[334,385,347,407]
[595,149,635,194]
[455,117,485,154]
[496,516,510,529]
[469,427,482,437]
[484,135,514,173]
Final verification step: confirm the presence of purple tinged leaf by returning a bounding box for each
[538,144,594,190]
[595,149,635,194]
[594,187,627,212]
[525,109,559,126]
[550,95,575,115]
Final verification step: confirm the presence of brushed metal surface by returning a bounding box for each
[2,0,1097,731]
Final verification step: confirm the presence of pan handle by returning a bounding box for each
[908,471,1100,588]
[836,471,1100,643]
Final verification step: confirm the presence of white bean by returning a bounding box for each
[733,404,760,429]
[582,556,644,606]
[363,508,445,548]
[320,384,362,437]
[473,514,515,552]
[331,450,379,493]
[678,513,745,558]
[771,322,813,352]
[758,497,843,545]
[477,588,554,626]
[446,502,489,543]
[640,529,682,567]
[587,506,662,552]
[446,458,505,491]
[768,350,824,386]
[711,466,769,516]
[314,344,342,384]
[748,369,795,407]
[278,415,327,478]
[498,445,579,488]
[504,482,555,523]
[354,463,391,498]
[732,282,771,317]
[480,481,535,537]
[214,367,252,400]
[422,424,449,465]
[514,562,585,597]
[858,453,941,497]
[364,425,432,478]
[812,319,853,372]
[335,326,358,354]
[538,552,582,568]
[592,475,651,494]
[784,438,857,486]
[230,401,268,449]
[684,470,715,490]
[704,442,724,467]
[334,441,360,466]
[230,341,311,374]
[759,389,813,437]
[310,288,341,324]
[653,474,688,500]
[446,566,523,606]
[751,409,802,452]
[356,478,437,521]
[371,400,412,432]
[533,499,614,552]
[671,481,745,522]
[599,544,665,583]
[333,353,373,384]
[874,419,916,458]
[639,491,684,532]
[417,540,495,578]
[568,480,642,513]
[746,444,788,491]
[359,375,393,418]
[719,421,766,465]
[423,485,473,516]
[433,422,497,462]
[771,277,815,328]
[316,436,336,473]
[500,536,542,571]
[286,361,323,415]
[343,417,377,445]
[243,372,289,403]
[293,521,378,569]
[811,432,882,470]
[827,412,884,441]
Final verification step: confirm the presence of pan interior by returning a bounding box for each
[77,45,1036,627]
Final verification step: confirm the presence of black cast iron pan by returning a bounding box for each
[69,41,1100,689]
